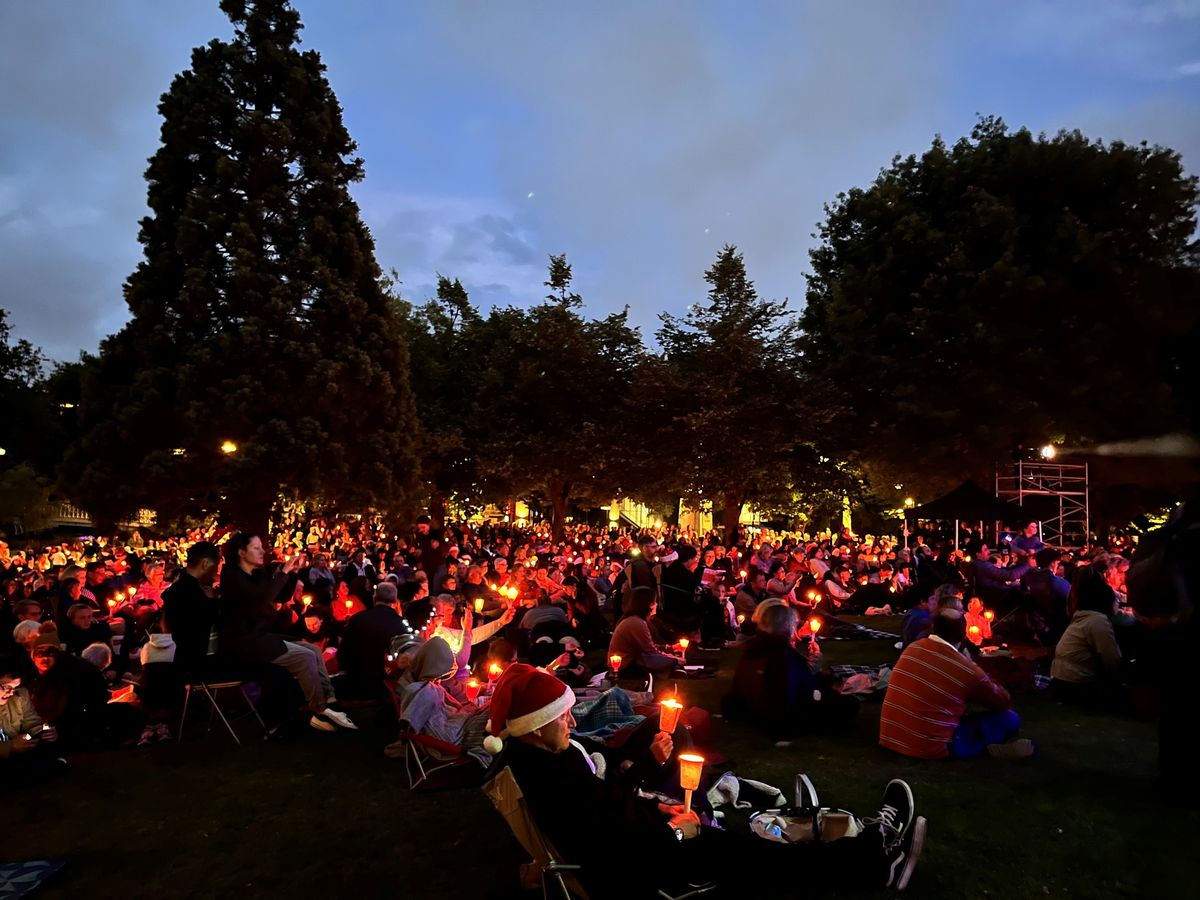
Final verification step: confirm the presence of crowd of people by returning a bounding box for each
[2,503,1194,896]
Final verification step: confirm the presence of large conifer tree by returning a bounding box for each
[62,0,419,532]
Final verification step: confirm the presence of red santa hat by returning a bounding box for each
[482,663,575,756]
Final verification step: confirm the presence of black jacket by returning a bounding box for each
[218,565,289,664]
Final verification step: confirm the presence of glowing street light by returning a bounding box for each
[903,497,915,509]
[220,440,238,455]
[1040,444,1057,460]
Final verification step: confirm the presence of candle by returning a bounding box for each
[739,569,748,579]
[127,587,136,597]
[488,662,503,681]
[736,613,745,625]
[609,654,622,673]
[678,637,689,653]
[465,679,481,702]
[344,599,353,611]
[474,597,485,614]
[107,598,117,609]
[302,594,313,606]
[659,697,683,733]
[808,617,822,635]
[984,610,995,622]
[678,753,705,814]
[807,591,819,602]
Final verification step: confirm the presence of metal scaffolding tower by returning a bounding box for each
[996,461,1090,549]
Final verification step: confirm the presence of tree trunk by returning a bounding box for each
[428,490,446,529]
[723,490,742,547]
[548,477,571,542]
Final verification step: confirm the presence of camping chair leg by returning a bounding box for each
[240,685,267,731]
[203,684,241,745]
[178,684,192,743]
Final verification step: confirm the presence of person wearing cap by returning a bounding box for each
[487,663,926,897]
[337,582,416,699]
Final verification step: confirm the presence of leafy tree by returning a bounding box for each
[392,273,482,525]
[802,117,1200,494]
[472,256,646,538]
[657,245,824,543]
[544,253,582,307]
[0,308,54,477]
[0,464,56,537]
[60,0,419,534]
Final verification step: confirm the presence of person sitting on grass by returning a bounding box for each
[485,663,927,898]
[880,610,1034,760]
[60,603,115,657]
[724,602,858,741]
[0,659,64,779]
[1050,567,1123,706]
[608,587,678,679]
[901,583,963,647]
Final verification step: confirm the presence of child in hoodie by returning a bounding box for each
[136,633,180,743]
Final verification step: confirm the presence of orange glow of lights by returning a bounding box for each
[302,595,313,606]
[678,753,705,791]
[678,637,689,651]
[465,679,481,702]
[984,610,995,622]
[488,662,503,680]
[736,613,746,624]
[474,598,485,613]
[609,654,622,671]
[659,698,684,733]
[107,598,117,609]
[344,599,353,610]
[808,617,822,634]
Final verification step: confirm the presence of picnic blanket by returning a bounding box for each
[817,612,899,641]
[0,861,65,899]
[571,688,645,739]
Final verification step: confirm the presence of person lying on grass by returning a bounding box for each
[485,664,926,899]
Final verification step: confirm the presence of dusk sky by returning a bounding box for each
[2,0,1198,362]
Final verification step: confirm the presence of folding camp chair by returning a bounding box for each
[384,674,480,790]
[177,680,266,745]
[483,766,716,900]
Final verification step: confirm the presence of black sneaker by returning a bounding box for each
[884,815,927,890]
[864,778,915,850]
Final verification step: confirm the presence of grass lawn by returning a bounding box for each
[7,616,1198,899]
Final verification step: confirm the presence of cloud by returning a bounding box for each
[1177,60,1200,75]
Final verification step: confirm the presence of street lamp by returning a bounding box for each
[220,440,238,455]
[904,497,915,509]
[1040,444,1056,460]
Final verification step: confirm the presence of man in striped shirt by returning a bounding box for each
[880,611,1034,760]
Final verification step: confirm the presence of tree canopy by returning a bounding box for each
[801,116,1200,494]
[60,0,419,534]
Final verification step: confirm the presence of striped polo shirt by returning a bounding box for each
[879,635,1012,759]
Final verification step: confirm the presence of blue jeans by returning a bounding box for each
[950,709,1021,758]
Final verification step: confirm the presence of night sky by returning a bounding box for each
[2,0,1198,361]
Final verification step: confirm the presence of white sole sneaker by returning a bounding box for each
[309,714,336,733]
[896,816,927,890]
[319,708,359,730]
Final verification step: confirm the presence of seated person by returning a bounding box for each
[0,659,63,778]
[337,582,416,699]
[724,603,858,740]
[486,663,926,898]
[60,603,114,657]
[822,565,857,611]
[1050,568,1123,704]
[658,546,703,634]
[901,584,962,647]
[386,636,492,767]
[518,594,569,633]
[733,569,768,635]
[880,610,1033,760]
[608,587,678,677]
[28,631,140,751]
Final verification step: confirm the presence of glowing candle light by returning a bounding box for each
[659,697,683,734]
[984,610,995,622]
[736,613,746,625]
[609,654,622,673]
[739,570,748,579]
[107,598,117,609]
[678,753,705,814]
[465,679,481,703]
[808,617,822,635]
[127,587,136,597]
[488,662,503,681]
[474,597,485,614]
[344,599,353,611]
[302,595,313,607]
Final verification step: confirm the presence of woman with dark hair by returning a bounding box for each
[607,586,677,678]
[562,575,608,650]
[219,533,357,733]
[1050,567,1123,704]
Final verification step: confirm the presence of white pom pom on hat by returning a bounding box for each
[483,663,575,754]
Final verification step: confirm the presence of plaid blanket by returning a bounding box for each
[571,688,645,739]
